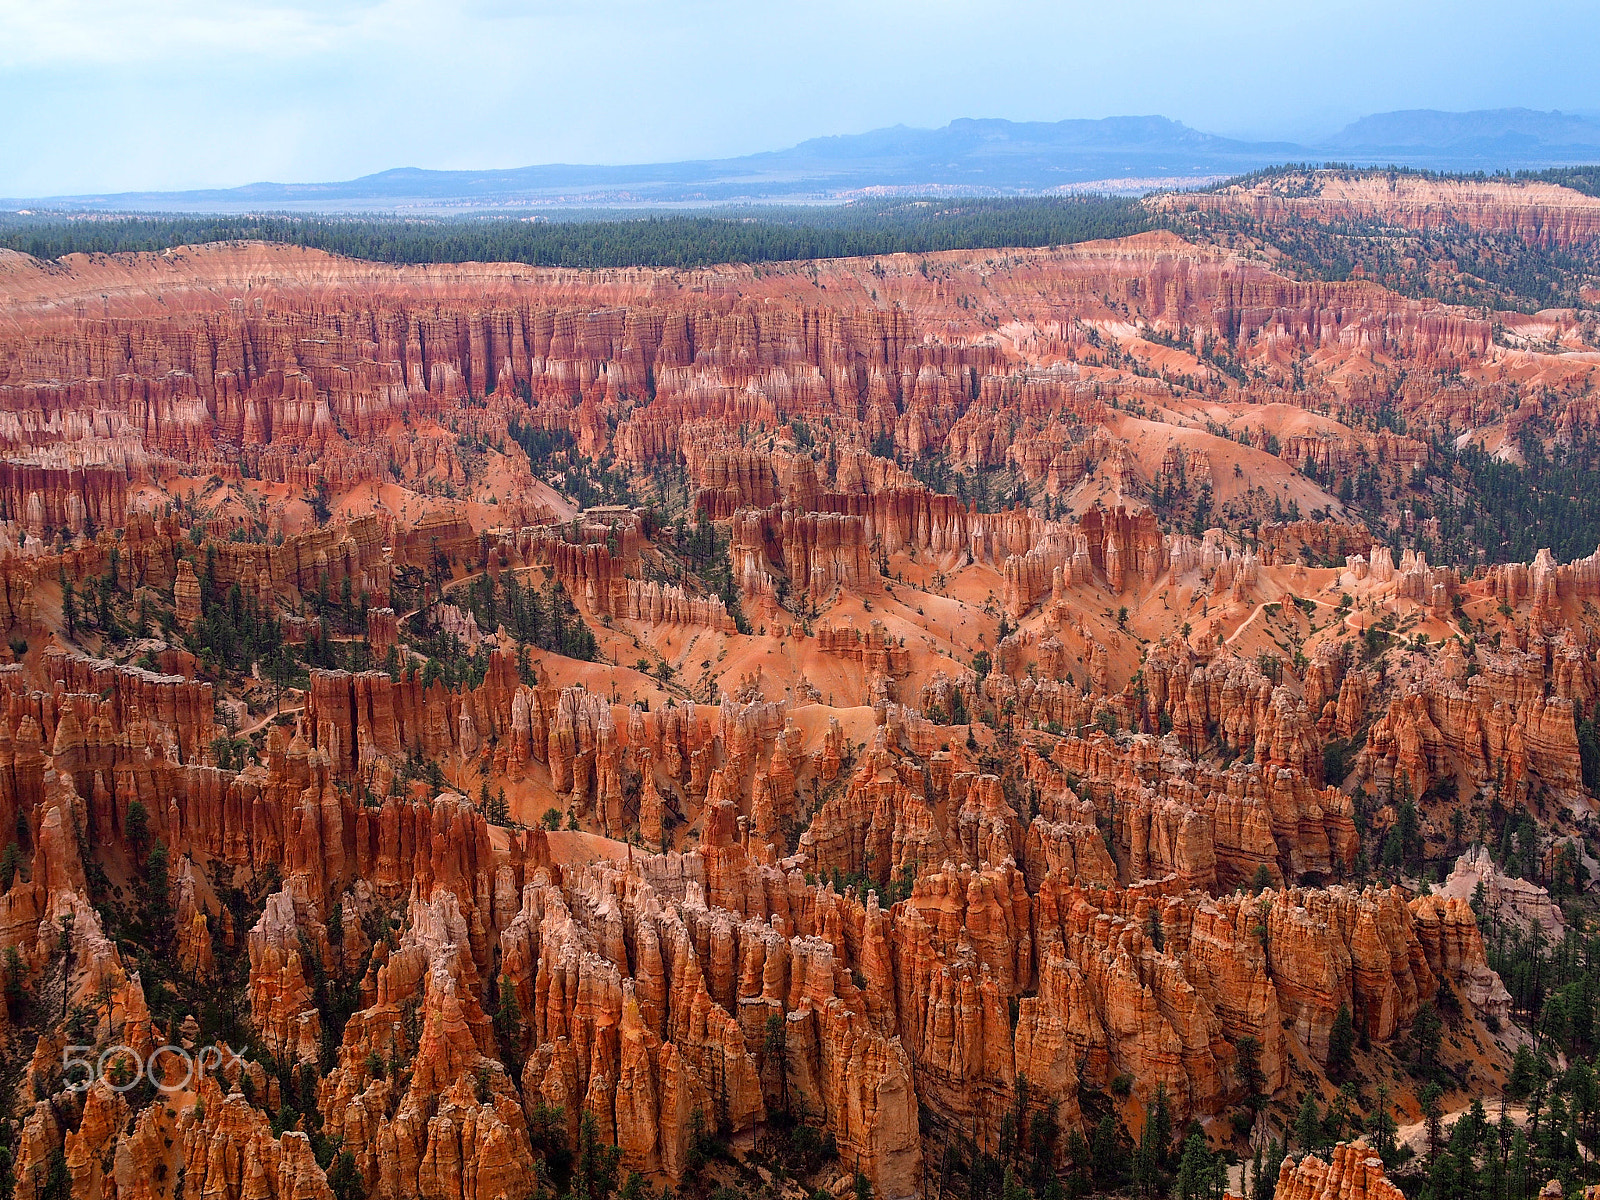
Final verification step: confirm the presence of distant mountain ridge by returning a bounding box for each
[1322,107,1600,156]
[12,108,1600,213]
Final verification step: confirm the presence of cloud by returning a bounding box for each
[0,0,352,67]
[2,0,1598,196]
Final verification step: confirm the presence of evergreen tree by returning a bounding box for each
[1147,1082,1171,1169]
[142,838,174,952]
[493,973,521,1067]
[1255,1138,1285,1200]
[1236,1035,1267,1112]
[764,1013,789,1116]
[328,1151,362,1200]
[1293,1091,1321,1152]
[1062,1130,1091,1200]
[1327,1003,1356,1080]
[1509,1043,1540,1100]
[125,800,150,859]
[38,1148,68,1200]
[1485,1131,1507,1200]
[1369,1083,1398,1166]
[1509,1127,1530,1200]
[1421,1083,1443,1166]
[1410,1001,1443,1077]
[1398,792,1422,867]
[570,1112,621,1200]
[1090,1113,1121,1190]
[1172,1134,1213,1200]
[1135,1083,1172,1196]
[1423,1146,1460,1200]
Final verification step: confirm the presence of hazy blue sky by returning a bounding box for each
[3,0,1598,196]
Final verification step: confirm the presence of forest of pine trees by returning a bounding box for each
[0,197,1150,270]
[455,572,600,665]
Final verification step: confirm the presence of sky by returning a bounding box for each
[3,0,1599,197]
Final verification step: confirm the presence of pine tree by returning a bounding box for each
[1445,1114,1482,1200]
[38,1148,68,1200]
[1423,1147,1458,1200]
[0,842,18,892]
[1509,1043,1539,1099]
[1325,1083,1357,1144]
[493,973,521,1066]
[1421,1084,1443,1166]
[1147,1082,1171,1169]
[951,688,969,726]
[1255,1137,1285,1200]
[1410,1001,1443,1076]
[1173,1134,1212,1200]
[1484,1134,1506,1200]
[1509,1127,1530,1200]
[328,1151,362,1200]
[1090,1113,1120,1190]
[764,1013,789,1116]
[1135,1083,1172,1195]
[1236,1035,1266,1111]
[1369,1083,1398,1166]
[1398,790,1421,866]
[142,838,173,952]
[1327,1002,1356,1080]
[571,1111,621,1200]
[1294,1091,1321,1152]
